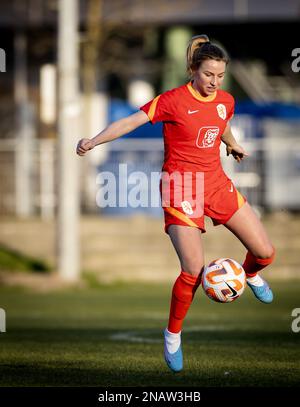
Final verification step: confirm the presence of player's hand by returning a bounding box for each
[226,144,249,163]
[76,138,94,156]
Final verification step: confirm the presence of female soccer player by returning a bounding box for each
[76,35,275,373]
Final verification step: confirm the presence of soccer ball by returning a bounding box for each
[202,258,246,303]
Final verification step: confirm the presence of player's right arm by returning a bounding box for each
[76,110,150,156]
[221,123,249,163]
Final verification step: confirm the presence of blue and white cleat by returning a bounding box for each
[247,278,274,304]
[164,331,183,372]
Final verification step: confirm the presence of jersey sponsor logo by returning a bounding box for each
[188,109,199,114]
[196,126,220,148]
[181,200,194,215]
[217,104,226,120]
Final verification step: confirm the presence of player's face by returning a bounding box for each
[193,59,226,96]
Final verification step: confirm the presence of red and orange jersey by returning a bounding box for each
[140,81,234,173]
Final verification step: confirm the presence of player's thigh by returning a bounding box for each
[224,202,273,258]
[168,225,204,276]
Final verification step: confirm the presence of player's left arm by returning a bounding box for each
[221,123,249,163]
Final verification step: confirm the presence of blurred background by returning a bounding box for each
[0,0,300,287]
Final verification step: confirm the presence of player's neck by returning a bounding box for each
[191,80,216,99]
[188,81,217,102]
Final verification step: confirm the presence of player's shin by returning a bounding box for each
[167,270,202,334]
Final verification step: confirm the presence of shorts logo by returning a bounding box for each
[181,200,194,215]
[217,104,226,120]
[196,126,219,148]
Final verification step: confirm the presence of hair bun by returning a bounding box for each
[191,34,210,44]
[186,35,210,74]
[186,34,229,77]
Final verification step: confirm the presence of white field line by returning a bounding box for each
[109,325,233,343]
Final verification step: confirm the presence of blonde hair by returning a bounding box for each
[186,34,229,77]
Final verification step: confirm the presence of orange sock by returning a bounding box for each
[168,270,202,334]
[243,249,275,277]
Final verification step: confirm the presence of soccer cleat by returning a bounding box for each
[164,332,183,372]
[247,279,274,303]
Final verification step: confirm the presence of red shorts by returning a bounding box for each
[161,168,246,234]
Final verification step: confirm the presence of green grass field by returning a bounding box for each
[0,280,299,387]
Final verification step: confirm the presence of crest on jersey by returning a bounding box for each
[216,104,226,120]
[196,126,220,148]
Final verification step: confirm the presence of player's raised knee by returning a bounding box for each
[181,260,204,277]
[258,245,275,261]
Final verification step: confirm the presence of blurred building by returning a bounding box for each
[0,0,300,216]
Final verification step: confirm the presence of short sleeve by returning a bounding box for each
[140,91,175,124]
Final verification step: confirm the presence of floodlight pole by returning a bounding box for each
[57,0,81,281]
[14,31,34,218]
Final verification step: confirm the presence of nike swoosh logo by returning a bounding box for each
[188,109,199,114]
[229,184,234,192]
[224,281,238,297]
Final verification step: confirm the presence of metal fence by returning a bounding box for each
[0,138,56,218]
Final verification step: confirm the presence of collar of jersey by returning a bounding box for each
[187,81,217,102]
